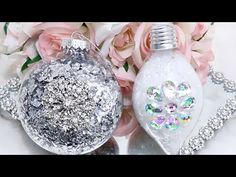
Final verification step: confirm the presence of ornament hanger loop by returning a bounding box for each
[71,31,101,53]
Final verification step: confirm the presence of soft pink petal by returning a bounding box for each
[22,22,42,37]
[175,24,186,47]
[191,39,213,52]
[132,23,147,68]
[192,23,209,40]
[109,46,126,67]
[100,37,114,58]
[89,23,128,46]
[112,65,136,82]
[23,39,38,59]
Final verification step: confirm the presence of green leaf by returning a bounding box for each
[4,22,9,35]
[21,58,31,72]
[21,55,42,72]
[123,62,129,72]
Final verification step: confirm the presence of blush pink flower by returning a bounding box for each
[109,23,138,67]
[132,22,152,69]
[35,23,86,61]
[191,23,209,41]
[113,65,136,103]
[177,23,214,84]
[3,22,42,53]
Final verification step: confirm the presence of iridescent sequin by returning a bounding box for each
[145,80,195,130]
[177,82,191,98]
[145,102,163,115]
[150,116,165,129]
[146,86,162,101]
[165,103,177,114]
[178,112,191,123]
[162,80,176,100]
[180,97,195,109]
[165,116,179,130]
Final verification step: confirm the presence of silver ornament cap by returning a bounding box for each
[150,22,178,50]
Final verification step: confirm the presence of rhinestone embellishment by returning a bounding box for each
[0,86,9,100]
[208,117,224,130]
[216,107,232,120]
[211,72,224,84]
[179,66,236,155]
[7,77,21,91]
[199,126,214,140]
[188,136,204,151]
[223,79,236,92]
[179,146,194,155]
[145,81,196,130]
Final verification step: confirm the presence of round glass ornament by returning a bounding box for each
[18,36,123,155]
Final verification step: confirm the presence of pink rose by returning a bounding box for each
[3,22,41,53]
[191,23,209,41]
[132,23,152,69]
[35,23,86,61]
[109,23,138,67]
[113,65,136,102]
[177,23,214,84]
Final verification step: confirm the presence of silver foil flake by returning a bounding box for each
[18,52,122,155]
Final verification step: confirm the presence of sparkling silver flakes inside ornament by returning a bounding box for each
[19,52,122,155]
[7,77,21,92]
[145,81,195,130]
[0,86,9,100]
[0,97,19,119]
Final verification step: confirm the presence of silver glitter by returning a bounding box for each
[6,77,21,92]
[0,86,9,100]
[18,48,122,155]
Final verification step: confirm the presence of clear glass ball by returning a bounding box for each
[18,49,123,154]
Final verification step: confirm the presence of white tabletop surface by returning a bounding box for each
[0,22,236,155]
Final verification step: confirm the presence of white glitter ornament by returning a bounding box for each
[132,23,203,154]
[18,34,123,155]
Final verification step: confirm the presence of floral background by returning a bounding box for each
[0,22,214,137]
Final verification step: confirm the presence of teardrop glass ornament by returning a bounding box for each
[132,23,203,154]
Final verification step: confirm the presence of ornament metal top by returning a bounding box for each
[18,34,123,155]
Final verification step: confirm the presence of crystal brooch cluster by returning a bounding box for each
[18,38,122,155]
[145,81,196,130]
